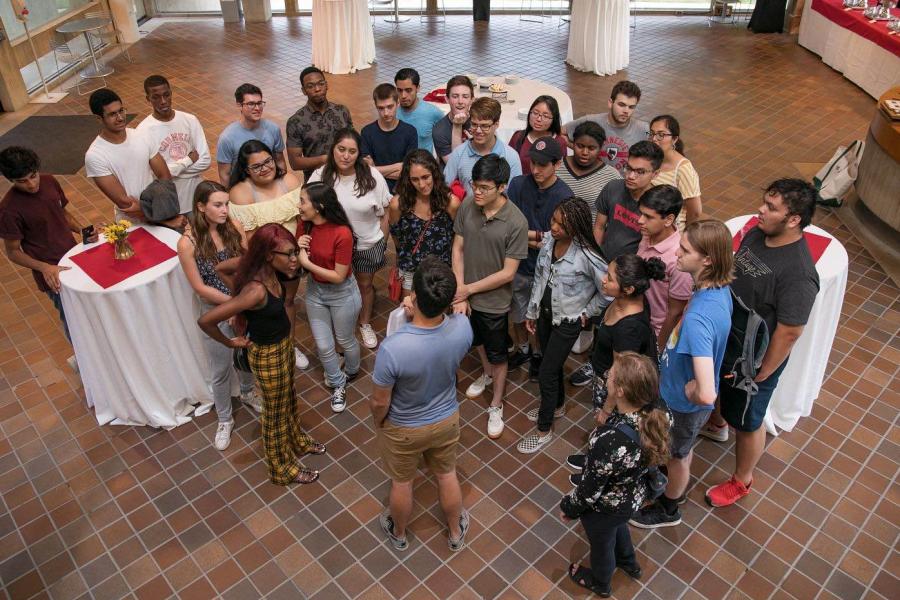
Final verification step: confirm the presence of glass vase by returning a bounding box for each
[114,238,135,261]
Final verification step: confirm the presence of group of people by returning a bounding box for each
[0,69,822,597]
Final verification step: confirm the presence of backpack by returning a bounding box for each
[609,422,667,500]
[812,140,865,207]
[721,288,769,396]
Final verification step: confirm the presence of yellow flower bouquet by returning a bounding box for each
[101,220,135,260]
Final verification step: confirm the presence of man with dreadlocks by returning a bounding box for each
[517,198,609,454]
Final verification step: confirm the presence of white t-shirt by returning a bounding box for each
[84,129,156,220]
[309,165,391,250]
[135,111,211,214]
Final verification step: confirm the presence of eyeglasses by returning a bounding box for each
[304,80,327,90]
[247,156,275,174]
[241,101,266,109]
[105,107,127,118]
[272,249,299,259]
[469,122,495,132]
[530,111,553,121]
[472,184,497,195]
[623,164,652,177]
[647,131,672,140]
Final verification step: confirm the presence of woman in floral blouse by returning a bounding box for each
[560,352,671,597]
[388,150,460,299]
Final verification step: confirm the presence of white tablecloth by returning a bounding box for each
[311,0,376,75]
[726,216,848,435]
[428,77,574,144]
[798,4,900,99]
[566,0,631,76]
[59,226,212,428]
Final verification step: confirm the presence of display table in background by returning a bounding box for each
[59,226,212,428]
[565,0,630,76]
[856,86,900,232]
[798,0,900,99]
[311,0,376,74]
[427,76,574,143]
[726,216,848,435]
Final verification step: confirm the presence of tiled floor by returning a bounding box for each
[0,15,897,600]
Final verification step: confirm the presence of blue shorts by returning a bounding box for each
[719,361,787,432]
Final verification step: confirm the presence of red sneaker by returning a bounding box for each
[705,476,752,507]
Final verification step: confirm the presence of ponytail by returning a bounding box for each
[638,405,671,467]
[610,352,671,466]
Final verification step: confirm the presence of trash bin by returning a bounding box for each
[220,0,242,23]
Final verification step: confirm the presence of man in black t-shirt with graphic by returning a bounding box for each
[570,141,663,387]
[705,179,819,508]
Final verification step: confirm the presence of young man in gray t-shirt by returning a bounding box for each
[563,80,649,175]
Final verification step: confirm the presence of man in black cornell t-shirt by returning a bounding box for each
[704,179,820,509]
[593,141,662,262]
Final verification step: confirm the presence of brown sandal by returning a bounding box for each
[305,442,326,456]
[293,467,319,484]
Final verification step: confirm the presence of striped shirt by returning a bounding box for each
[652,157,701,231]
[555,159,622,221]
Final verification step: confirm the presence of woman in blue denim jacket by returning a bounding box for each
[516,198,610,454]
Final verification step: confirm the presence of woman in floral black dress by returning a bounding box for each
[560,352,671,597]
[388,149,461,299]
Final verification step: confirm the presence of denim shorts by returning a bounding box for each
[669,409,711,459]
[720,361,787,432]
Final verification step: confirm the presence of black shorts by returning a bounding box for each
[720,361,787,432]
[470,309,508,365]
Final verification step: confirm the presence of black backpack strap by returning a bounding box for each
[611,422,640,445]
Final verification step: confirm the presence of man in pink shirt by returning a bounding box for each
[637,185,693,351]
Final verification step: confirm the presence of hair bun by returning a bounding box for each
[644,256,666,282]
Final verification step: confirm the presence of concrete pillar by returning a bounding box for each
[107,0,140,43]
[244,0,273,22]
[285,0,300,16]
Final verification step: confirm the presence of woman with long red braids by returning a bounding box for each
[198,223,323,485]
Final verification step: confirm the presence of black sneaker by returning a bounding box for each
[508,350,530,370]
[566,454,585,472]
[528,353,542,382]
[379,511,409,551]
[569,362,593,387]
[628,501,682,529]
[569,473,582,486]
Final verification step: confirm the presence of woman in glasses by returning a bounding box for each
[508,95,566,176]
[198,223,323,486]
[309,128,391,351]
[648,115,702,229]
[228,139,310,370]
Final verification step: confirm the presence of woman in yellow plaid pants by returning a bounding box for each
[200,223,322,485]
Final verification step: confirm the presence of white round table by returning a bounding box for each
[59,225,212,428]
[565,0,631,77]
[427,76,574,144]
[311,0,376,75]
[726,216,848,435]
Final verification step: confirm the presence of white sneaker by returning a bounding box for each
[487,405,504,439]
[66,355,79,373]
[331,386,347,413]
[294,348,310,370]
[214,419,234,451]
[240,389,263,413]
[359,324,378,349]
[516,432,553,454]
[699,421,729,443]
[466,374,493,398]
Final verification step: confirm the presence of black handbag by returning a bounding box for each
[232,347,252,373]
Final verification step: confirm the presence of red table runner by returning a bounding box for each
[69,227,177,289]
[811,0,900,57]
[733,217,832,264]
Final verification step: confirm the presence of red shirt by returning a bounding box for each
[0,175,76,292]
[307,221,353,283]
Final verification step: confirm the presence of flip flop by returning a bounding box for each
[568,563,610,597]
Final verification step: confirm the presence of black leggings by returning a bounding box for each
[536,312,582,432]
[580,510,637,588]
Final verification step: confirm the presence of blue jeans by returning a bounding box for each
[305,276,361,388]
[201,302,255,422]
[45,290,70,342]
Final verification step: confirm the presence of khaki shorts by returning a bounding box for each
[378,412,460,481]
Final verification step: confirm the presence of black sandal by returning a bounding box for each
[568,563,610,597]
[293,467,319,484]
[306,442,326,456]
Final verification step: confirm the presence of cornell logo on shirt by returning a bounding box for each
[603,135,629,172]
[159,132,192,161]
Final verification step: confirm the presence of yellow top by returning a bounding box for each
[229,187,300,236]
